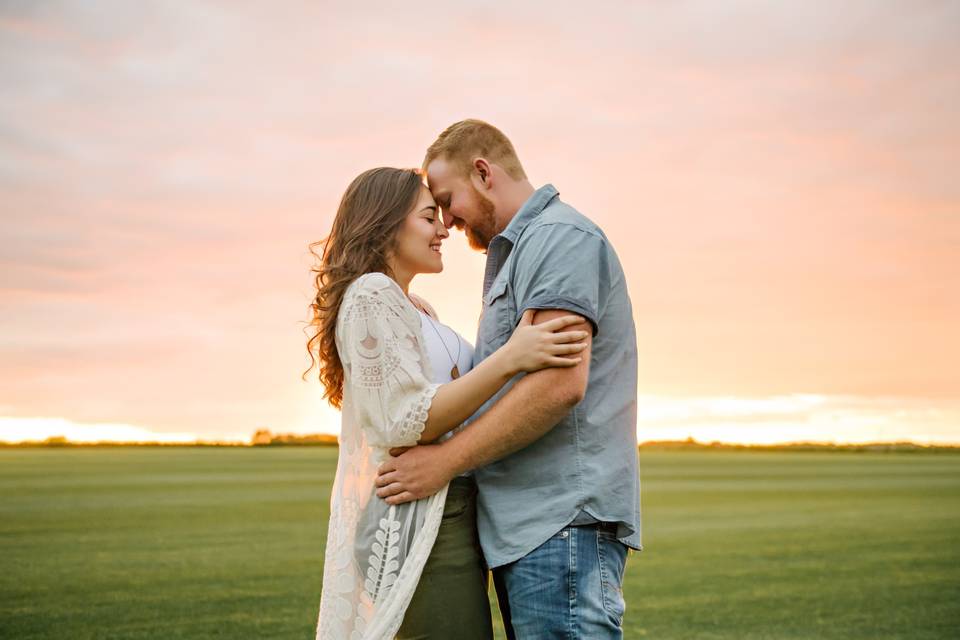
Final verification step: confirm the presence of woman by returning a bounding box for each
[305,167,588,639]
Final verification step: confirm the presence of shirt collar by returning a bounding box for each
[496,183,559,246]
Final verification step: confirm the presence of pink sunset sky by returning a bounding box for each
[1,2,958,445]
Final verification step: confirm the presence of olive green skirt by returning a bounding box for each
[396,476,493,640]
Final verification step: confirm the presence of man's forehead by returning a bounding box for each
[423,176,446,196]
[425,156,447,174]
[424,158,462,192]
[423,167,447,194]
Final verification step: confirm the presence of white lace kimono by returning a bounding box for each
[316,272,448,640]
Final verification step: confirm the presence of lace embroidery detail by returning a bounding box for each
[316,496,360,639]
[337,275,440,448]
[364,506,401,602]
[344,295,403,389]
[397,384,439,445]
[316,273,449,640]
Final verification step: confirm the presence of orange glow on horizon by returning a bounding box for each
[4,393,959,447]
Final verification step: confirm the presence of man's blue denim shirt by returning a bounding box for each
[468,183,642,568]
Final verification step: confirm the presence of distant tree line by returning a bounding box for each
[639,437,960,454]
[1,433,956,453]
[250,429,338,447]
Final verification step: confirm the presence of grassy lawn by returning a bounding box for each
[1,447,958,638]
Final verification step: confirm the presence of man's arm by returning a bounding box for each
[375,308,592,504]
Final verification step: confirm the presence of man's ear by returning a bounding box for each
[473,158,492,189]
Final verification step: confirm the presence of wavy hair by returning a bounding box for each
[302,167,423,408]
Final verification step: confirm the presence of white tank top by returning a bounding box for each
[417,309,475,449]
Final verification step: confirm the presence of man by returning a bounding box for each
[375,119,641,638]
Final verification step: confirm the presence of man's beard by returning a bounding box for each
[464,185,498,252]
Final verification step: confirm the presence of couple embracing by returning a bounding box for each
[308,119,641,639]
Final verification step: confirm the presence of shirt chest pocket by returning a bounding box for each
[479,276,515,343]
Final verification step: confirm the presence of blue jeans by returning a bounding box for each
[492,523,628,639]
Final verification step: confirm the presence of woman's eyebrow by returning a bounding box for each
[420,205,437,213]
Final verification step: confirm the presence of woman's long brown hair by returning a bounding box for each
[302,167,423,409]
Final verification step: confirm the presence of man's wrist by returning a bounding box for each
[439,435,471,477]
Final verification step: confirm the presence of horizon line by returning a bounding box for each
[3,436,959,449]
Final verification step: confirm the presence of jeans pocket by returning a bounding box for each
[596,532,627,626]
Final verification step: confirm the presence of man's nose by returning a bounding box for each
[441,210,455,229]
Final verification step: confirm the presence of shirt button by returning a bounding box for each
[560,530,569,538]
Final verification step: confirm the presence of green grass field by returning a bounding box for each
[1,447,958,639]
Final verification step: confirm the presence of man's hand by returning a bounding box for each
[375,444,457,505]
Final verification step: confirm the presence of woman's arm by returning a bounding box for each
[339,274,586,449]
[417,309,587,443]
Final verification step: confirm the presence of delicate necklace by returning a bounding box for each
[421,310,463,380]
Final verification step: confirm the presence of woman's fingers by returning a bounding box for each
[548,356,583,367]
[518,309,536,327]
[550,342,588,355]
[549,329,589,344]
[538,314,586,332]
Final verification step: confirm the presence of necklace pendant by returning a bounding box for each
[450,364,460,379]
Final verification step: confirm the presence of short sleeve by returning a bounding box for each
[339,276,440,447]
[512,224,608,336]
